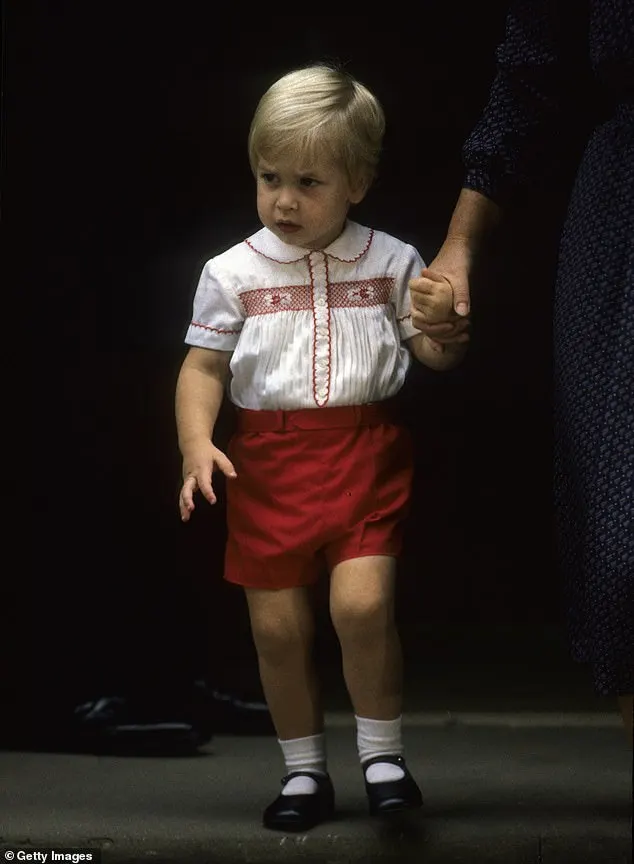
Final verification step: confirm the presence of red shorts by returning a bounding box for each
[224,400,414,589]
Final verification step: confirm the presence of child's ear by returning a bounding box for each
[348,174,371,205]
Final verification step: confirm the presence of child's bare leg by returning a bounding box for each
[329,554,422,810]
[329,555,402,720]
[245,585,322,740]
[245,584,330,810]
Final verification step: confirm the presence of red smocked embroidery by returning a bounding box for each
[328,278,393,308]
[237,278,394,319]
[191,321,242,334]
[240,285,312,316]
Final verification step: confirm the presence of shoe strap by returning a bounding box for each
[281,770,328,786]
[361,754,405,771]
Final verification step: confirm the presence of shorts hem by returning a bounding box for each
[223,573,321,590]
[224,546,402,590]
[327,548,401,570]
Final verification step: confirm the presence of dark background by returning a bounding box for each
[9,5,594,717]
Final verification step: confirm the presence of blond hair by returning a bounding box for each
[248,64,385,187]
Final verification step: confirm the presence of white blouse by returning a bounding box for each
[184,220,424,410]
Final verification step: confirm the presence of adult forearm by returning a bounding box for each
[420,188,503,316]
[444,188,503,256]
[175,364,225,452]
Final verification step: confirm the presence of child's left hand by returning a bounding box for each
[409,268,470,349]
[410,268,455,325]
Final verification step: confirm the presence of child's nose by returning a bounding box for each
[277,186,298,211]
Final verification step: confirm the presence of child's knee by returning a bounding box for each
[252,619,308,659]
[330,593,394,638]
[246,591,315,661]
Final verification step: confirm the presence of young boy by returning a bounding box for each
[175,64,469,832]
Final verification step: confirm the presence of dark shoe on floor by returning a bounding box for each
[363,754,423,816]
[72,690,213,756]
[208,687,275,736]
[263,771,335,832]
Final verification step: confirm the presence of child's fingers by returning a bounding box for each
[179,475,198,521]
[414,267,471,317]
[409,275,440,297]
[197,471,217,506]
[419,267,452,286]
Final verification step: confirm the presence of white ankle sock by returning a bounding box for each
[278,733,327,796]
[356,715,406,783]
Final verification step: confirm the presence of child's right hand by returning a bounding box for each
[178,439,237,522]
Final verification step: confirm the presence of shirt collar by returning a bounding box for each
[245,220,374,264]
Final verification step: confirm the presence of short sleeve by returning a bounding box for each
[392,244,426,341]
[184,260,245,351]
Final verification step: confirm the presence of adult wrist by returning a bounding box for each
[441,234,479,260]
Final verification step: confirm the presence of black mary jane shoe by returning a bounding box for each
[263,770,335,832]
[362,754,423,816]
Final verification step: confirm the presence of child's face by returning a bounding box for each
[255,153,367,250]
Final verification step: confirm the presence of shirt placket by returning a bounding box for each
[309,251,331,407]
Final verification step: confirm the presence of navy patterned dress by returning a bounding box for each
[462,0,633,695]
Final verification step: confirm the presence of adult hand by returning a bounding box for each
[410,239,473,340]
[179,439,237,522]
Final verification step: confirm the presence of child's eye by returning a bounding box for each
[300,177,319,188]
[260,173,277,184]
